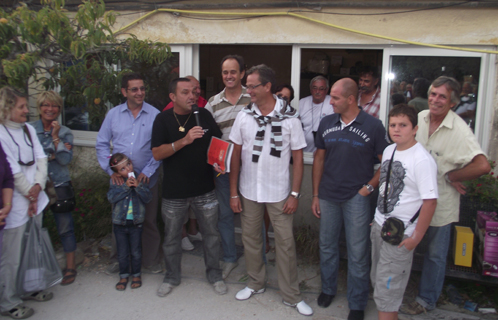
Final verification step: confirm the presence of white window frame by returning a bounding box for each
[291,44,386,164]
[290,44,495,163]
[72,44,192,146]
[382,46,495,153]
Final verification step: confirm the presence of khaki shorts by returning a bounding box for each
[370,222,414,312]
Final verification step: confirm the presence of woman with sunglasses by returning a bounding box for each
[0,86,51,320]
[30,91,77,287]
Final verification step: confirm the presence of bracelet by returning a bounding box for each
[53,138,60,143]
[171,142,176,152]
[312,195,319,197]
[231,195,239,199]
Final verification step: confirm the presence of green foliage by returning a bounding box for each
[464,160,498,205]
[0,0,172,129]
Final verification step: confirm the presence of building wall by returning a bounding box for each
[114,7,498,46]
[70,5,498,228]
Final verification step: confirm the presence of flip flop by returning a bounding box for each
[131,276,142,289]
[61,269,77,286]
[22,291,53,302]
[115,277,128,291]
[1,305,34,319]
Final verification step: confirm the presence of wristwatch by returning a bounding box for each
[290,191,301,199]
[444,173,453,183]
[364,184,374,193]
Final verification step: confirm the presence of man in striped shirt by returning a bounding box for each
[205,55,251,279]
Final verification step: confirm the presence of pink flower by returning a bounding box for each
[477,184,482,187]
[88,189,92,192]
[80,213,85,217]
[79,193,84,197]
[82,189,86,192]
[89,206,94,210]
[74,208,79,211]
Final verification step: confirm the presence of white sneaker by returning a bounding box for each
[181,237,194,251]
[235,286,265,301]
[283,300,314,316]
[188,232,202,242]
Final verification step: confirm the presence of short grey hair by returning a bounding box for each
[429,76,461,105]
[309,75,329,90]
[246,64,276,92]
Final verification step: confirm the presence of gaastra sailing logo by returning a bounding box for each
[348,126,370,142]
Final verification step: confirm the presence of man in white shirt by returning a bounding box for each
[229,64,312,316]
[299,75,333,152]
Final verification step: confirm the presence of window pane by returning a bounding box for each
[388,56,481,131]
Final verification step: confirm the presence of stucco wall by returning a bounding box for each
[114,8,498,46]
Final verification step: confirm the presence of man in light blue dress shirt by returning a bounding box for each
[96,72,162,272]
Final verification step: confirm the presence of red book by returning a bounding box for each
[207,137,233,173]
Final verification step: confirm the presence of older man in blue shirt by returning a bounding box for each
[96,72,162,273]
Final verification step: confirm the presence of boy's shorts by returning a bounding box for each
[370,222,414,313]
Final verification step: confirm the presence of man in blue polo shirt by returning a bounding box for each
[311,78,389,320]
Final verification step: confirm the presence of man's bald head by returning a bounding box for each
[329,78,359,115]
[336,78,358,101]
[185,75,201,100]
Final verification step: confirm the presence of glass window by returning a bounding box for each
[388,56,481,131]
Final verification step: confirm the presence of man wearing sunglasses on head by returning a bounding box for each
[96,72,163,275]
[299,75,333,153]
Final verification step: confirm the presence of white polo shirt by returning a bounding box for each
[298,95,334,152]
[229,98,306,203]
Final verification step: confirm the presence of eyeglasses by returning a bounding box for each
[127,86,146,93]
[40,103,60,109]
[3,125,35,166]
[246,83,263,90]
[311,86,327,92]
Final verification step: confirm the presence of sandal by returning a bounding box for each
[1,304,34,319]
[61,269,77,286]
[22,291,53,302]
[131,276,142,289]
[115,277,128,291]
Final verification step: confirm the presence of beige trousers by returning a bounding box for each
[240,196,301,304]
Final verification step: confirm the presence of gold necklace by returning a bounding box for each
[174,112,192,132]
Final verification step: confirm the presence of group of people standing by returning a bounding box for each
[0,54,491,320]
[0,87,78,319]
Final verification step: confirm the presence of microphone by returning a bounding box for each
[192,104,201,128]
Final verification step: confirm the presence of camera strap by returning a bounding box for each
[383,146,420,224]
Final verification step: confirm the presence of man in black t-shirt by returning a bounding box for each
[151,78,225,298]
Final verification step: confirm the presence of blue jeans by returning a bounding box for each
[214,174,238,263]
[319,193,371,311]
[53,211,77,253]
[114,221,143,278]
[416,224,452,310]
[161,191,222,285]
